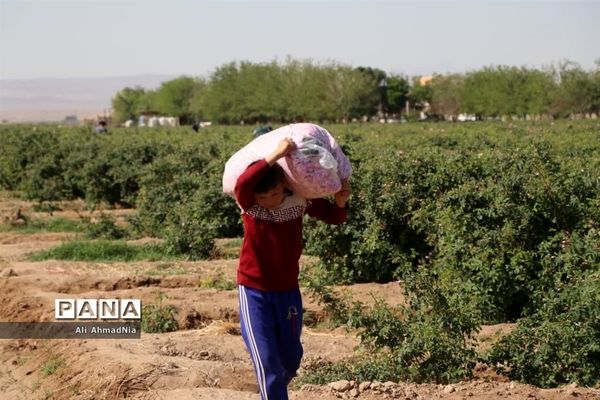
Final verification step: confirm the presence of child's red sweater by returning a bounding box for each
[234,160,347,291]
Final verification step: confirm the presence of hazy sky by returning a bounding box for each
[1,0,599,80]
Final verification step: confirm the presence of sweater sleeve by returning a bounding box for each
[306,198,348,225]
[234,160,270,211]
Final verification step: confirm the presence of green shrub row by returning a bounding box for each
[487,269,600,388]
[2,121,599,387]
[0,125,246,259]
[304,122,600,323]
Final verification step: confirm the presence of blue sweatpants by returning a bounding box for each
[238,285,303,400]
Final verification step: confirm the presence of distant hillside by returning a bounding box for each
[0,75,176,122]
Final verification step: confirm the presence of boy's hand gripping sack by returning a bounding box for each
[223,123,352,199]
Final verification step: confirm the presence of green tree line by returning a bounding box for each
[112,58,600,124]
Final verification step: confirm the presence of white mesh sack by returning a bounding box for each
[223,123,352,199]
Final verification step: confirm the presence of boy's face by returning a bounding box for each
[254,182,286,210]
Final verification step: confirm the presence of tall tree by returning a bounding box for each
[355,66,387,116]
[153,76,202,124]
[326,65,380,121]
[550,61,595,117]
[386,74,410,115]
[429,74,465,117]
[463,66,555,117]
[201,62,244,124]
[591,59,600,113]
[111,86,147,123]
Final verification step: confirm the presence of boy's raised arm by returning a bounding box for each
[234,160,269,210]
[306,179,350,224]
[306,198,348,224]
[334,178,350,208]
[265,138,295,166]
[234,138,296,210]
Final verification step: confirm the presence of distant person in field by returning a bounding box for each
[234,138,350,400]
[94,120,108,134]
[252,125,272,138]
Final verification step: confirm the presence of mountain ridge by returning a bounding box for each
[0,74,177,122]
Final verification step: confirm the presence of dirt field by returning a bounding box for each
[1,194,599,400]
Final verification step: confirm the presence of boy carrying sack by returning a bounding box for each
[233,137,350,399]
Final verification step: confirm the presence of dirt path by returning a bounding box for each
[1,202,599,400]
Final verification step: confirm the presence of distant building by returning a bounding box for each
[419,75,433,86]
[64,115,79,126]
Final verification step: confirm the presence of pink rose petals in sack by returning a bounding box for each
[223,123,351,199]
[283,124,353,198]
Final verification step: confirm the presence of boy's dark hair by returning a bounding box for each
[254,163,285,193]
